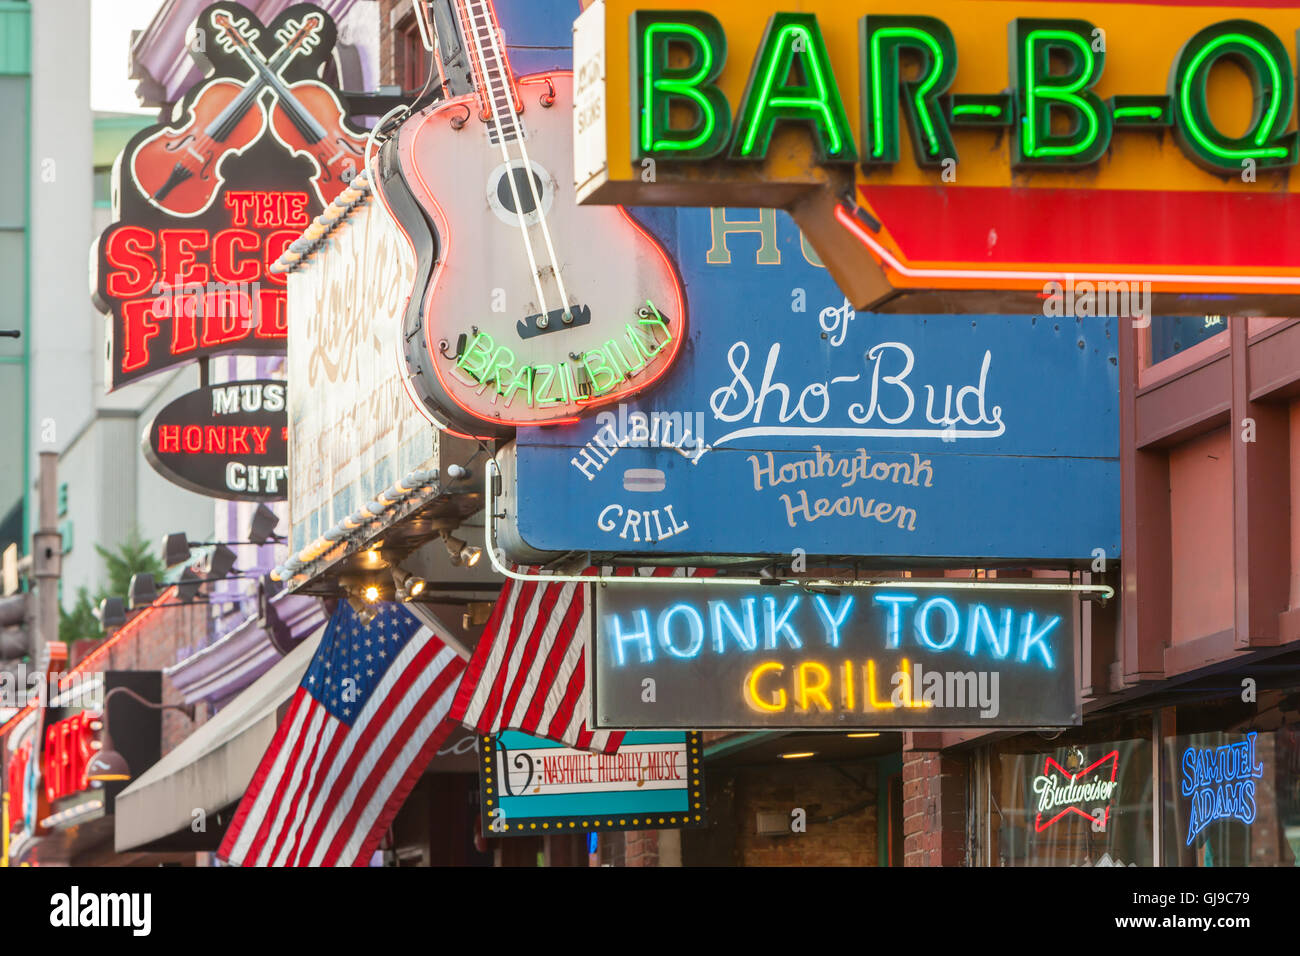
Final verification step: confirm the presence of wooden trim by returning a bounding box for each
[1163,627,1239,677]
[1120,317,1170,684]
[1231,319,1291,649]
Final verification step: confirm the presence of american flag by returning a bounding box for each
[218,602,465,867]
[451,566,705,754]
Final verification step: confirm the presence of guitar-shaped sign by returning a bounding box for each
[376,0,686,439]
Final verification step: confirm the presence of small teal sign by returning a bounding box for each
[479,730,704,837]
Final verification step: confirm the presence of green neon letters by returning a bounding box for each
[1011,19,1112,168]
[860,16,957,167]
[1170,19,1298,173]
[730,13,857,162]
[630,12,1300,175]
[632,11,732,160]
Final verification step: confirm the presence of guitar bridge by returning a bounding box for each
[516,304,592,339]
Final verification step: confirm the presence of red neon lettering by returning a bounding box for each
[262,231,298,286]
[212,229,261,284]
[159,229,210,285]
[200,290,253,348]
[183,425,202,453]
[7,739,29,824]
[171,291,199,355]
[248,426,270,454]
[253,192,281,228]
[120,299,162,373]
[255,287,288,338]
[229,426,251,454]
[158,424,181,453]
[43,713,98,802]
[284,192,310,228]
[225,191,257,227]
[104,226,158,298]
[205,427,227,454]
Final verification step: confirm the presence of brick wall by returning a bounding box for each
[70,600,212,754]
[682,761,880,866]
[902,751,968,867]
[378,0,404,87]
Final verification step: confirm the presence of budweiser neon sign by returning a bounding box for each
[1032,749,1120,832]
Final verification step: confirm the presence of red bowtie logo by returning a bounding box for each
[1032,750,1120,832]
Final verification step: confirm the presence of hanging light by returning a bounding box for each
[392,568,427,602]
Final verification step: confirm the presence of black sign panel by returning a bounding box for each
[592,582,1078,730]
[92,2,368,390]
[143,379,288,501]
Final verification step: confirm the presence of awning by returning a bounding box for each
[113,629,320,853]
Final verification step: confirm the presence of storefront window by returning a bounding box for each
[1149,316,1227,364]
[1161,690,1300,866]
[988,717,1154,866]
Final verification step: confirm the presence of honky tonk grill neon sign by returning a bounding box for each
[634,12,1299,174]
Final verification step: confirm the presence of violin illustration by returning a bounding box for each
[211,11,368,205]
[375,0,686,439]
[130,11,324,217]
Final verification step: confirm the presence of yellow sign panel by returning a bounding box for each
[575,0,1300,313]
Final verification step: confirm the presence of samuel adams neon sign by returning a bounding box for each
[93,3,366,391]
[1181,733,1265,846]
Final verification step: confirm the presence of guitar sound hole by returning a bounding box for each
[496,168,546,216]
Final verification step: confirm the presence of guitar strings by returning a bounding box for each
[475,0,574,323]
[465,1,552,324]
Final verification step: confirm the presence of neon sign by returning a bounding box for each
[43,712,100,804]
[574,1,1300,315]
[592,583,1077,729]
[1032,749,1120,832]
[1180,733,1265,846]
[93,3,366,391]
[5,737,30,833]
[375,0,687,439]
[143,379,289,500]
[632,13,1298,174]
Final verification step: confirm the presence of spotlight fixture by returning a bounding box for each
[440,530,482,567]
[128,572,157,611]
[177,567,203,603]
[392,568,427,602]
[206,544,237,583]
[162,532,192,568]
[86,687,195,785]
[96,597,126,629]
[347,598,378,626]
[248,503,284,544]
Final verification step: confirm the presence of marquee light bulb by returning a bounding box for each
[363,584,380,604]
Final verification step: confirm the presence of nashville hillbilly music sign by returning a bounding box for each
[574,0,1300,315]
[93,3,367,391]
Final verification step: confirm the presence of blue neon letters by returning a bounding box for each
[1181,733,1265,846]
[605,590,1061,667]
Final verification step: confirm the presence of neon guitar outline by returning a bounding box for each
[376,0,687,439]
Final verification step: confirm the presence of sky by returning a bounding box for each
[90,0,167,114]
